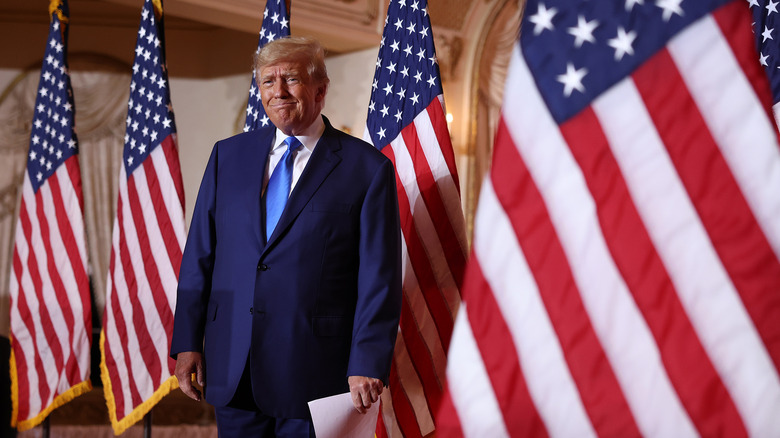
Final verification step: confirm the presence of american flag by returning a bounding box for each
[243,0,290,132]
[9,0,92,431]
[438,0,780,436]
[365,0,467,436]
[100,0,186,434]
[751,0,780,124]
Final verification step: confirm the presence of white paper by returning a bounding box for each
[308,392,380,438]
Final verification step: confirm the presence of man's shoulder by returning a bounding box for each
[215,125,274,150]
[324,124,389,165]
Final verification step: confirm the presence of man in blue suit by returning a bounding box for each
[170,36,402,437]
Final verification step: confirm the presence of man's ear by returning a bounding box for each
[316,83,328,102]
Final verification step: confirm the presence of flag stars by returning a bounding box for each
[626,0,645,10]
[397,88,406,99]
[414,71,423,83]
[411,92,420,105]
[390,40,400,52]
[401,66,409,77]
[760,51,769,66]
[568,15,599,48]
[419,26,429,38]
[608,27,637,60]
[762,25,774,42]
[768,0,779,14]
[384,83,394,95]
[163,118,172,128]
[403,44,413,56]
[394,110,403,122]
[377,127,386,139]
[394,18,404,31]
[387,62,397,74]
[407,21,416,34]
[67,139,76,149]
[427,75,436,87]
[656,0,684,21]
[557,62,588,97]
[417,48,426,61]
[380,105,390,117]
[529,3,557,35]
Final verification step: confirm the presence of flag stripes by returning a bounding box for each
[11,160,91,429]
[441,1,780,435]
[102,140,184,431]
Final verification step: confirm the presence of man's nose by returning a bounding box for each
[272,81,288,97]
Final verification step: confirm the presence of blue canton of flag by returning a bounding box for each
[748,0,780,117]
[28,11,78,192]
[366,0,442,147]
[522,0,731,124]
[123,0,176,174]
[243,0,290,132]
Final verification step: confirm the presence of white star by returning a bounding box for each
[568,15,599,48]
[146,33,154,45]
[380,105,390,117]
[261,115,270,126]
[127,156,134,166]
[397,88,406,99]
[139,144,147,154]
[411,1,419,10]
[37,103,45,113]
[394,18,404,31]
[748,0,760,8]
[56,149,62,160]
[411,93,420,105]
[427,75,436,87]
[768,0,779,14]
[32,135,40,145]
[377,127,386,139]
[132,121,139,131]
[271,12,279,23]
[417,48,426,61]
[163,118,172,128]
[383,83,393,95]
[151,131,158,142]
[143,49,151,61]
[280,17,289,29]
[656,0,684,22]
[608,27,637,61]
[419,26,429,38]
[154,114,161,124]
[763,25,774,42]
[395,110,403,122]
[390,40,400,52]
[63,102,72,112]
[372,79,378,90]
[400,66,409,77]
[626,0,644,10]
[556,62,588,97]
[403,44,413,56]
[67,139,76,149]
[529,3,557,35]
[398,0,407,7]
[407,21,416,34]
[30,150,37,160]
[414,71,423,83]
[36,172,42,181]
[142,127,149,137]
[386,62,397,74]
[376,57,382,69]
[369,101,375,112]
[130,138,136,150]
[760,52,769,66]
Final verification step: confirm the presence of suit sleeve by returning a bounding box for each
[347,157,403,384]
[170,144,218,358]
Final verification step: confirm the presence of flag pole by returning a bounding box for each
[143,410,152,438]
[42,417,50,438]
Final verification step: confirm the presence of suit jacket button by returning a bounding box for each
[249,307,253,315]
[257,263,268,271]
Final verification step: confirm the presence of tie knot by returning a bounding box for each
[283,136,301,153]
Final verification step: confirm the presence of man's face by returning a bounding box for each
[259,60,326,135]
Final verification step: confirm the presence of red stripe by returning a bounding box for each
[125,173,169,383]
[435,387,465,438]
[464,257,548,438]
[388,360,424,438]
[493,117,642,437]
[12,247,37,422]
[114,193,149,411]
[562,98,747,436]
[375,401,388,438]
[47,171,89,382]
[400,124,466,289]
[161,135,185,210]
[713,2,780,142]
[398,290,443,418]
[382,147,454,349]
[64,158,92,340]
[635,47,780,379]
[426,100,460,192]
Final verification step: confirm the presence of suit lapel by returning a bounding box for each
[249,128,274,249]
[263,123,342,252]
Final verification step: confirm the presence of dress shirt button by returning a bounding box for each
[258,263,268,271]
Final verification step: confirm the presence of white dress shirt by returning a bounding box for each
[263,116,325,196]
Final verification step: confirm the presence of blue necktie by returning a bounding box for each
[265,136,300,240]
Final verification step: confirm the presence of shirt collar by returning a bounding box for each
[272,115,325,154]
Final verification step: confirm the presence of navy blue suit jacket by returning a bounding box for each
[170,117,402,418]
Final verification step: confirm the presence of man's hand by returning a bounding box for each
[174,351,204,401]
[348,375,383,414]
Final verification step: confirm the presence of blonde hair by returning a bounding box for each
[254,36,329,86]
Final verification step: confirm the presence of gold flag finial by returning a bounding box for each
[48,0,68,25]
